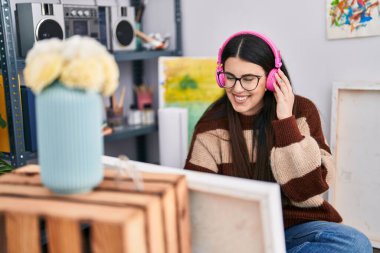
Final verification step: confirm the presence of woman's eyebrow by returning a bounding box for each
[224,71,262,77]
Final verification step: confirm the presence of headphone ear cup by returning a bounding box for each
[216,66,225,87]
[266,68,278,92]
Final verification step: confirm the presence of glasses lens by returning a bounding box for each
[240,75,259,91]
[224,73,236,88]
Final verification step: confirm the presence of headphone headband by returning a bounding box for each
[217,31,282,68]
[215,31,282,92]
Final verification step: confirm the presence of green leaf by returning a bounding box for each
[0,156,13,174]
[0,113,7,129]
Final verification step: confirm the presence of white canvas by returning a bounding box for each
[102,155,286,253]
[158,108,188,168]
[329,82,380,248]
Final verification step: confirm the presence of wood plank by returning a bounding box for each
[12,165,40,174]
[0,165,190,253]
[92,213,147,253]
[0,184,165,253]
[176,176,192,253]
[99,180,179,253]
[104,168,192,253]
[46,217,82,253]
[5,212,40,253]
[0,214,7,253]
[0,196,148,253]
[86,191,164,253]
[92,222,124,253]
[103,168,184,183]
[0,173,41,186]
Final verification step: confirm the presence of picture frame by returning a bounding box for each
[102,155,286,253]
[326,0,380,39]
[329,82,380,248]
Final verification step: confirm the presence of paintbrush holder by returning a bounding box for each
[106,106,124,127]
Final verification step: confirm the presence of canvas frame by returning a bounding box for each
[102,155,286,253]
[329,82,380,248]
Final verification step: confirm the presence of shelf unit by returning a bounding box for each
[15,49,179,70]
[104,123,158,142]
[0,0,182,167]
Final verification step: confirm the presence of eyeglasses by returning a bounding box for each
[218,72,263,91]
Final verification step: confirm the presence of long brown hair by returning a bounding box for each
[201,34,295,182]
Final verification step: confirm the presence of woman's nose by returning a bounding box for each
[233,79,245,92]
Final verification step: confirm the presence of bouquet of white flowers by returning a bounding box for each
[22,36,120,194]
[23,36,119,96]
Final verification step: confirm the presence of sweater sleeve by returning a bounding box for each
[184,127,219,174]
[270,103,335,208]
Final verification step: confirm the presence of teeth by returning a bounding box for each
[235,96,247,102]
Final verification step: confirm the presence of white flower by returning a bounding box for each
[25,38,64,65]
[24,52,64,93]
[60,57,105,92]
[62,35,108,60]
[23,36,119,96]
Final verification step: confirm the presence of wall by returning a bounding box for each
[11,0,378,162]
[143,0,380,163]
[179,0,380,140]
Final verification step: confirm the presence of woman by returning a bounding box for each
[184,31,372,252]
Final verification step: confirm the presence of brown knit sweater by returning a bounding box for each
[184,95,342,229]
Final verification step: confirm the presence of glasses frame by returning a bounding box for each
[218,71,263,91]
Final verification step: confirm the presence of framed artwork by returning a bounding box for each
[102,155,286,253]
[326,0,380,39]
[158,57,224,145]
[329,82,380,248]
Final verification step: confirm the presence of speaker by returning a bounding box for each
[215,31,282,92]
[16,3,65,58]
[97,5,112,50]
[110,6,136,52]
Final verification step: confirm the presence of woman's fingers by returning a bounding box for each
[278,69,293,93]
[273,81,283,100]
[275,72,288,95]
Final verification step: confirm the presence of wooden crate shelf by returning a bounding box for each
[0,165,191,253]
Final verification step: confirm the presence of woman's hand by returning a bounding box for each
[273,69,295,120]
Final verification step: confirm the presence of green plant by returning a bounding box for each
[0,154,12,175]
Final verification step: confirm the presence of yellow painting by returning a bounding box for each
[159,57,224,144]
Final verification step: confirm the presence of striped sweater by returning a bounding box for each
[184,95,342,228]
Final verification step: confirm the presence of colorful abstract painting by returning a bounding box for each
[159,57,224,145]
[327,0,380,39]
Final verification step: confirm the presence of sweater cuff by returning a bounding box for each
[272,116,304,147]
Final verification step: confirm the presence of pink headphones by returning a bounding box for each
[216,31,282,92]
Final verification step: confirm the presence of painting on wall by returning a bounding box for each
[0,75,10,153]
[326,0,380,39]
[158,57,224,145]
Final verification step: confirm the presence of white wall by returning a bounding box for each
[179,0,380,139]
[15,0,375,162]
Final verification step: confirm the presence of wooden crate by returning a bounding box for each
[0,165,191,253]
[103,169,191,253]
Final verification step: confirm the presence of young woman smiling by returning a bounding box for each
[184,31,372,253]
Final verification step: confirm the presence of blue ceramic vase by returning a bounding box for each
[36,81,103,194]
